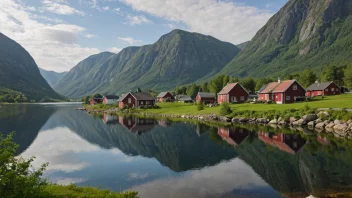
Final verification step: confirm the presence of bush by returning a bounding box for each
[0,132,48,198]
[139,106,145,110]
[197,102,205,111]
[220,102,233,116]
[153,105,160,109]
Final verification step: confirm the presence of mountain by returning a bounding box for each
[236,41,250,50]
[0,33,66,101]
[39,68,67,87]
[220,0,352,77]
[54,29,240,99]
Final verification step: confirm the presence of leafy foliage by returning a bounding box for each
[220,102,233,116]
[344,64,352,89]
[197,102,205,111]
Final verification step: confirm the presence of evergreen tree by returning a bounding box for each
[344,64,352,89]
[298,69,317,88]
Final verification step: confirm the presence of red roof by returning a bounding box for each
[260,80,296,93]
[218,83,238,94]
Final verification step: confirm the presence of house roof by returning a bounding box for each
[306,81,338,91]
[260,80,298,93]
[218,83,238,94]
[157,91,172,98]
[257,84,267,93]
[119,92,155,101]
[176,95,192,101]
[198,92,216,98]
[104,95,119,99]
[117,94,126,102]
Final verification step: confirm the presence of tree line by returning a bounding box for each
[173,64,352,99]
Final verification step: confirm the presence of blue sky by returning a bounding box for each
[0,0,287,72]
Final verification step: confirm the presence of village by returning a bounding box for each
[89,78,345,108]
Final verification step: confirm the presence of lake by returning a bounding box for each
[0,103,352,198]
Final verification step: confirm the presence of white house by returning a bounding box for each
[103,95,119,105]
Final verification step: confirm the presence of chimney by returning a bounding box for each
[278,77,281,83]
[315,80,319,84]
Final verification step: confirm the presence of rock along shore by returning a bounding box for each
[77,108,352,139]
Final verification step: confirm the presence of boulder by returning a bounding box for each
[289,117,297,123]
[278,120,287,126]
[334,120,341,125]
[257,118,268,124]
[297,119,306,125]
[315,119,323,124]
[219,116,231,122]
[315,122,325,129]
[347,120,352,124]
[269,119,278,124]
[239,118,249,123]
[326,122,335,129]
[303,114,318,122]
[317,111,329,117]
[232,118,240,123]
[307,121,315,127]
[278,117,283,122]
[333,123,348,132]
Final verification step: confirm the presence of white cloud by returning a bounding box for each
[125,14,152,26]
[107,47,122,53]
[120,0,273,44]
[85,34,96,38]
[118,36,142,45]
[42,0,85,16]
[102,6,110,11]
[0,0,100,72]
[113,7,120,14]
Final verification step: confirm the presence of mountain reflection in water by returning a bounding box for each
[0,103,352,198]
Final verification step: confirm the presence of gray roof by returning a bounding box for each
[257,84,267,93]
[306,82,338,91]
[130,92,155,100]
[198,92,215,98]
[117,94,126,102]
[157,91,172,98]
[176,95,192,101]
[104,95,119,99]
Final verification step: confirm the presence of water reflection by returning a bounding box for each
[1,104,352,197]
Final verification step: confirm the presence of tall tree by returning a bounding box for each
[344,64,352,89]
[321,66,345,86]
[299,69,317,88]
[240,77,256,93]
[202,82,209,92]
[209,75,225,94]
[186,84,199,99]
[222,76,229,87]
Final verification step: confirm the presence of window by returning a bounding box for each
[286,96,290,100]
[240,96,244,101]
[141,101,144,105]
[331,88,335,91]
[146,101,150,105]
[325,89,328,92]
[128,98,131,104]
[293,85,297,90]
[276,95,278,99]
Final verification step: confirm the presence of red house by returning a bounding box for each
[195,92,216,104]
[258,79,306,104]
[156,92,175,102]
[89,98,103,105]
[119,116,156,134]
[218,127,250,147]
[118,92,155,109]
[306,81,340,97]
[217,83,249,104]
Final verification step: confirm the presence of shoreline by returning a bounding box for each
[77,107,352,139]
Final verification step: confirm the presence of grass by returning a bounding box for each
[43,184,138,198]
[144,94,352,115]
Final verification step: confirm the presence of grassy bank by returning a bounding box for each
[43,184,137,198]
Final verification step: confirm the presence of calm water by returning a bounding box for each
[0,103,352,198]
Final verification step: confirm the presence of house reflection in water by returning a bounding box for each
[119,116,157,135]
[158,120,171,128]
[258,131,306,154]
[103,113,118,125]
[317,135,330,145]
[217,127,250,147]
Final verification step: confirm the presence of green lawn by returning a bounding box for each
[146,94,352,115]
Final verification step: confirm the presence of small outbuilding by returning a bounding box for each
[258,79,306,104]
[118,92,155,109]
[103,95,119,105]
[175,95,193,103]
[157,92,175,102]
[196,92,216,104]
[217,83,249,104]
[306,81,340,97]
[89,98,103,105]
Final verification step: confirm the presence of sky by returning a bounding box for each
[0,0,288,72]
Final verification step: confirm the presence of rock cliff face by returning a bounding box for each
[220,0,352,77]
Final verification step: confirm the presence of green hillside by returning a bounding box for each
[39,68,67,87]
[220,0,352,77]
[54,29,240,99]
[0,33,66,101]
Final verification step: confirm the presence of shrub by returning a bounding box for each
[197,102,205,111]
[139,106,145,110]
[220,102,233,116]
[0,132,48,198]
[123,105,129,109]
[153,105,160,109]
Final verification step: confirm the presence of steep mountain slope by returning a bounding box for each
[0,33,66,101]
[39,68,67,87]
[220,0,352,77]
[55,29,240,98]
[236,41,250,50]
